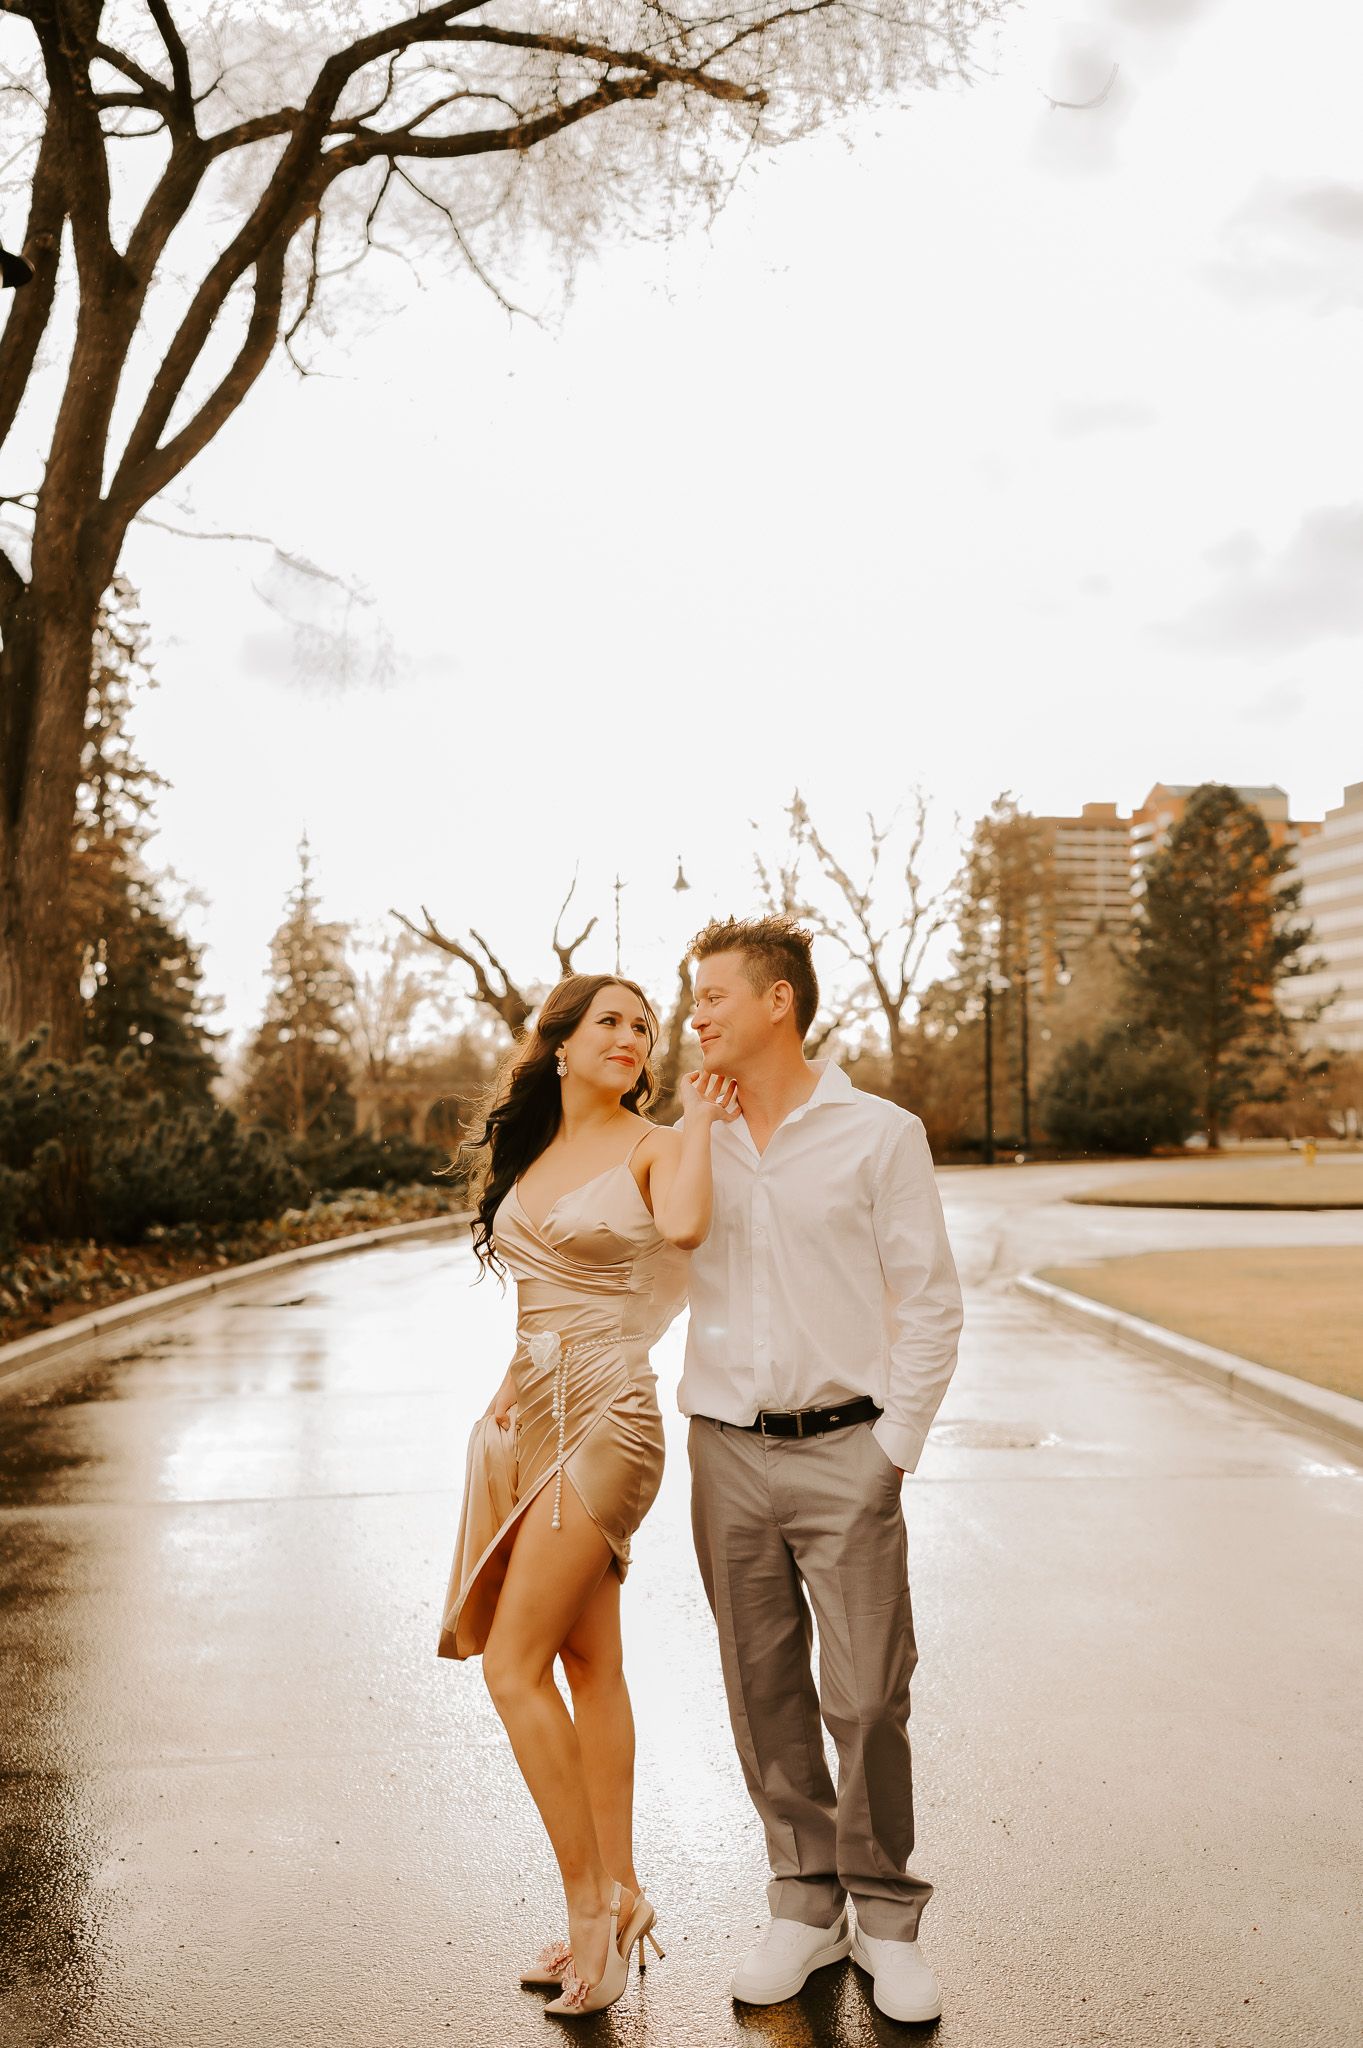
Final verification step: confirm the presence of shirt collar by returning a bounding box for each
[803,1058,855,1109]
[724,1058,854,1156]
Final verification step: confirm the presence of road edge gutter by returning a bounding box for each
[1016,1272,1363,1462]
[0,1211,471,1398]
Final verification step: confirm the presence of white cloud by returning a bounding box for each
[1241,680,1307,725]
[1159,506,1363,655]
[1105,0,1222,27]
[1052,397,1157,437]
[1207,180,1363,309]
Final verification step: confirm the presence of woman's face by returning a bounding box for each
[560,983,652,1095]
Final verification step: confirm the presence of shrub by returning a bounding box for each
[289,1130,447,1195]
[1038,1028,1199,1155]
[0,1033,305,1249]
[0,1163,30,1252]
[91,1107,307,1242]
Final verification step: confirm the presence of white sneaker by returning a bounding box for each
[849,1924,943,2023]
[730,1912,852,2004]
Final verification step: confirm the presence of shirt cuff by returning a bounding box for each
[873,1415,929,1474]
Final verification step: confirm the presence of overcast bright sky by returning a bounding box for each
[87,0,1363,1039]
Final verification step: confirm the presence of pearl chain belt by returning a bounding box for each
[519,1328,618,1531]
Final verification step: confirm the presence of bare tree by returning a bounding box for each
[772,789,950,1100]
[0,0,1001,1050]
[392,906,535,1034]
[651,955,695,1113]
[341,922,445,1122]
[392,871,598,1032]
[750,808,872,1053]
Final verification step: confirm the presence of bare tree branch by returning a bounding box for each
[145,0,194,125]
[391,162,533,319]
[1042,61,1119,113]
[781,789,950,1092]
[110,237,290,513]
[130,508,374,612]
[551,871,599,976]
[0,114,62,454]
[391,905,533,1035]
[92,38,177,125]
[27,0,122,286]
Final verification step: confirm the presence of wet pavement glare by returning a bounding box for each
[2,1172,1362,2048]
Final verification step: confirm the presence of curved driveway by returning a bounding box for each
[1,1170,1360,2048]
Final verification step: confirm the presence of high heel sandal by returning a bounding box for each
[544,1882,632,2017]
[521,1889,664,1990]
[618,1891,666,1976]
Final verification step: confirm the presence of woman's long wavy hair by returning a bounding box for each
[463,973,660,1276]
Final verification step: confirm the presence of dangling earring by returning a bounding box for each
[555,1049,568,1079]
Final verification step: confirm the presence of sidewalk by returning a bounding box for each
[2,1199,1361,2046]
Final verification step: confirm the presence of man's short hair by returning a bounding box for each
[690,914,819,1040]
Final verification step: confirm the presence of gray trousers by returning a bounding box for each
[688,1416,931,1941]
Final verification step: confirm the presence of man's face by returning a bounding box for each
[690,950,775,1078]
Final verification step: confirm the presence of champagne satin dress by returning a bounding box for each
[438,1148,688,1661]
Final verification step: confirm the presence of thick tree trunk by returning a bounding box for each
[0,569,106,1054]
[654,959,694,1114]
[886,1018,917,1108]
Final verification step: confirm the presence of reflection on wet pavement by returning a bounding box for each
[2,1183,1362,2047]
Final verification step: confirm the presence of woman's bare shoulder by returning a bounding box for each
[630,1118,681,1163]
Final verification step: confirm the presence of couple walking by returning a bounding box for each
[438,914,963,2024]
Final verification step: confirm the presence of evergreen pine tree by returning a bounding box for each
[70,581,221,1103]
[1127,783,1315,1146]
[241,839,355,1141]
[948,793,1068,1139]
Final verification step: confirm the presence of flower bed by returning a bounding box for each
[0,1186,466,1343]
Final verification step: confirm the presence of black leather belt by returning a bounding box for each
[737,1396,882,1439]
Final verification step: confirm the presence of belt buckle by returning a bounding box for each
[794,1409,805,1438]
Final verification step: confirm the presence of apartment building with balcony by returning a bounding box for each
[1293,781,1363,1052]
[1035,802,1135,955]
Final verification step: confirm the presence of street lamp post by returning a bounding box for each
[1019,968,1030,1154]
[983,979,995,1167]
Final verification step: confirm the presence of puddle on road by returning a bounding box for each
[932,1419,1048,1450]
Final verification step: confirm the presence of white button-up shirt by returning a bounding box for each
[679,1060,963,1473]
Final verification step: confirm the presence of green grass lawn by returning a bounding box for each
[1070,1159,1363,1210]
[1039,1247,1363,1403]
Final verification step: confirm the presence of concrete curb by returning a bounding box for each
[0,1210,471,1399]
[1015,1273,1363,1462]
[1067,1196,1363,1212]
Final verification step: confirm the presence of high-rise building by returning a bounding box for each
[1294,782,1363,1052]
[1035,802,1135,955]
[1130,783,1321,894]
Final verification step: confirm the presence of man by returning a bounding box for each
[681,914,963,2025]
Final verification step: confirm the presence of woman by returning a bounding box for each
[438,972,736,2017]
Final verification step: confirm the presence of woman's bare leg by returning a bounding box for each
[481,1477,631,1987]
[560,1569,641,1897]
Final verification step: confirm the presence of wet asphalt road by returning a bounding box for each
[2,1166,1362,2048]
